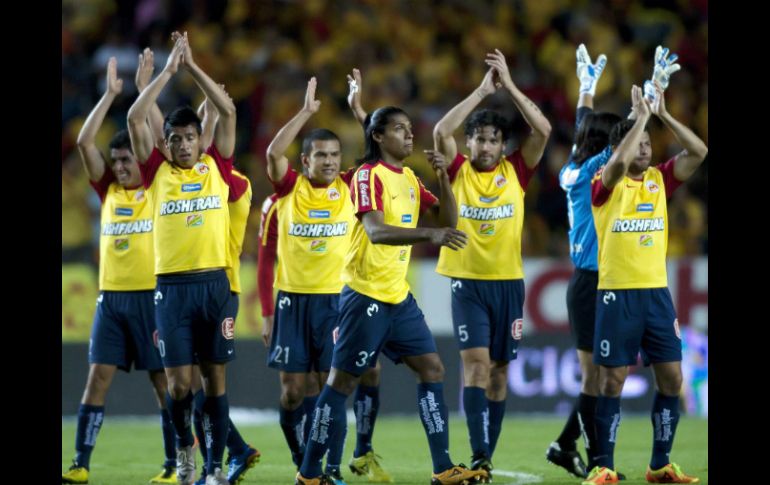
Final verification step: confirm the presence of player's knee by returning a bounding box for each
[600,374,625,397]
[464,361,490,387]
[360,366,381,387]
[167,378,191,400]
[281,385,305,409]
[657,375,683,396]
[418,358,445,382]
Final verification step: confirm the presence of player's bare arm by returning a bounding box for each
[175,31,237,158]
[425,149,459,228]
[135,47,167,155]
[127,35,185,163]
[487,48,552,168]
[77,57,122,182]
[266,77,321,181]
[347,68,368,126]
[602,85,651,189]
[650,84,708,181]
[196,83,228,150]
[361,210,467,250]
[432,68,498,164]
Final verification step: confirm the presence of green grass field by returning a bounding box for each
[62,415,707,485]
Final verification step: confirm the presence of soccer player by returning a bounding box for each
[62,55,177,485]
[582,82,706,485]
[295,94,488,484]
[432,49,551,480]
[188,95,261,485]
[546,44,619,478]
[127,32,247,485]
[262,77,390,485]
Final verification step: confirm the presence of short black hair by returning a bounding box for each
[464,109,512,141]
[609,119,648,147]
[163,106,202,139]
[302,128,340,155]
[109,129,132,152]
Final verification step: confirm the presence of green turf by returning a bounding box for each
[62,415,707,484]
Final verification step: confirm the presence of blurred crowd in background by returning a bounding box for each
[62,0,708,265]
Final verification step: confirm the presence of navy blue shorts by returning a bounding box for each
[450,278,525,362]
[332,286,438,377]
[89,290,163,372]
[154,270,236,368]
[567,269,599,352]
[594,288,682,367]
[267,291,339,373]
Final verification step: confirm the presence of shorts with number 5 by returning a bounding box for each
[450,278,525,362]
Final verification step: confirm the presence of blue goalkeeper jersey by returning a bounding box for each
[560,146,612,271]
[559,106,612,271]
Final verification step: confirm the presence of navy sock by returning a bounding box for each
[556,406,580,451]
[487,399,506,458]
[353,385,379,457]
[577,394,599,468]
[463,386,490,458]
[166,391,195,448]
[193,390,208,462]
[202,394,230,475]
[74,404,105,469]
[300,385,348,478]
[594,396,621,469]
[227,418,248,456]
[417,382,453,473]
[280,404,306,466]
[303,395,319,448]
[650,393,680,470]
[325,414,347,474]
[160,409,176,468]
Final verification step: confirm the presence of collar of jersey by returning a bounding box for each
[376,160,404,174]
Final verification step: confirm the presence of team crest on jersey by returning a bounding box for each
[332,326,340,344]
[310,240,327,252]
[639,235,653,246]
[511,318,523,340]
[221,317,235,340]
[135,190,145,201]
[409,187,416,203]
[646,181,660,193]
[673,318,681,339]
[479,223,495,236]
[398,249,408,261]
[194,162,209,175]
[114,238,129,250]
[328,187,341,200]
[186,214,203,227]
[494,174,507,188]
[358,169,370,181]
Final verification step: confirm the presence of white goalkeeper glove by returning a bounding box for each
[576,43,607,96]
[644,45,681,101]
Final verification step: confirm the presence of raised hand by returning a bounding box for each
[106,57,123,95]
[576,43,607,96]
